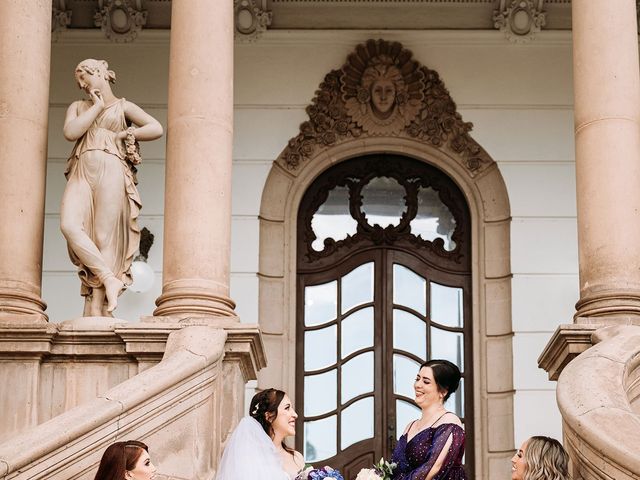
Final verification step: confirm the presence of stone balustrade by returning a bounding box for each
[557,325,640,480]
[0,321,265,480]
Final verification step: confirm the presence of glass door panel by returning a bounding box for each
[341,307,374,358]
[430,282,464,328]
[341,397,375,449]
[304,416,337,462]
[341,262,374,312]
[304,370,337,417]
[392,264,426,314]
[304,280,337,326]
[304,325,337,371]
[341,352,374,403]
[396,399,421,440]
[393,309,426,358]
[393,354,420,398]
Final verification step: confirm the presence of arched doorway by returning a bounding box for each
[296,154,473,477]
[257,39,514,478]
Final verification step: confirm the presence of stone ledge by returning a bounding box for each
[0,316,266,381]
[538,323,600,381]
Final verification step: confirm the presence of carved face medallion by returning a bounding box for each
[279,39,492,176]
[370,77,396,117]
[342,48,423,136]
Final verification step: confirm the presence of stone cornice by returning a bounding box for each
[538,323,599,381]
[53,0,574,33]
[51,28,574,46]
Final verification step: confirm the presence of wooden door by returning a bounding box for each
[295,154,473,478]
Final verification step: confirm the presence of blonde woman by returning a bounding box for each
[511,436,570,480]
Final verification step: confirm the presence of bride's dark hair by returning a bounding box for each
[249,388,295,456]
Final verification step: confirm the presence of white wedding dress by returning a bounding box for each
[216,417,290,480]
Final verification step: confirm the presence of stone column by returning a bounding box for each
[572,0,640,320]
[0,0,51,322]
[154,0,236,318]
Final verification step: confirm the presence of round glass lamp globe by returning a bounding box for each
[130,260,155,293]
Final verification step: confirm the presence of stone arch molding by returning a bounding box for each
[258,39,514,479]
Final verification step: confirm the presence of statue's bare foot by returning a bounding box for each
[103,276,124,312]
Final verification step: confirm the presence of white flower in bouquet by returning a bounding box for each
[356,457,396,480]
[355,468,382,480]
[297,466,315,480]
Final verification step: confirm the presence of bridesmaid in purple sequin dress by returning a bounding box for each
[391,360,466,480]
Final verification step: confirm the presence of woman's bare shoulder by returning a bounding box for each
[435,412,463,428]
[293,450,305,466]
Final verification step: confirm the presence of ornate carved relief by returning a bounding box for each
[493,0,546,43]
[297,155,471,271]
[52,0,72,34]
[279,39,493,177]
[94,0,147,43]
[235,0,272,42]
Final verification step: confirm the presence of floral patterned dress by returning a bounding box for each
[391,423,466,480]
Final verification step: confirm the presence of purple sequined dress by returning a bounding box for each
[390,423,466,480]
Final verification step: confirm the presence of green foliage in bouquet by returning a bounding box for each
[373,457,397,480]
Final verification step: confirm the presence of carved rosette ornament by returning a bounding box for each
[52,0,72,34]
[279,39,492,176]
[493,0,546,43]
[94,0,147,43]
[234,0,272,42]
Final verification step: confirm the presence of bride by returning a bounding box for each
[216,388,305,479]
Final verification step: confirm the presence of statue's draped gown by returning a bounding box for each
[63,98,140,296]
[391,423,466,480]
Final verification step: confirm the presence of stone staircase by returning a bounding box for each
[0,320,264,480]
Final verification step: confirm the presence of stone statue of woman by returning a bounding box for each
[61,59,163,317]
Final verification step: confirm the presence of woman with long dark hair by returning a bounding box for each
[94,440,156,480]
[216,388,304,479]
[391,359,466,480]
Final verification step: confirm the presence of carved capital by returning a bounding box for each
[52,0,72,34]
[278,39,493,177]
[493,0,546,43]
[234,0,272,42]
[94,0,147,43]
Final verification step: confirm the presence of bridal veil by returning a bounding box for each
[216,416,289,480]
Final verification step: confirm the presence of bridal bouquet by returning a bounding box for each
[355,458,396,480]
[296,465,344,480]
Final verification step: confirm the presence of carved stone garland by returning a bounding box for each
[94,0,147,43]
[52,0,72,34]
[279,39,493,177]
[235,0,272,42]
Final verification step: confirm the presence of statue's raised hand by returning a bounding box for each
[89,88,104,109]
